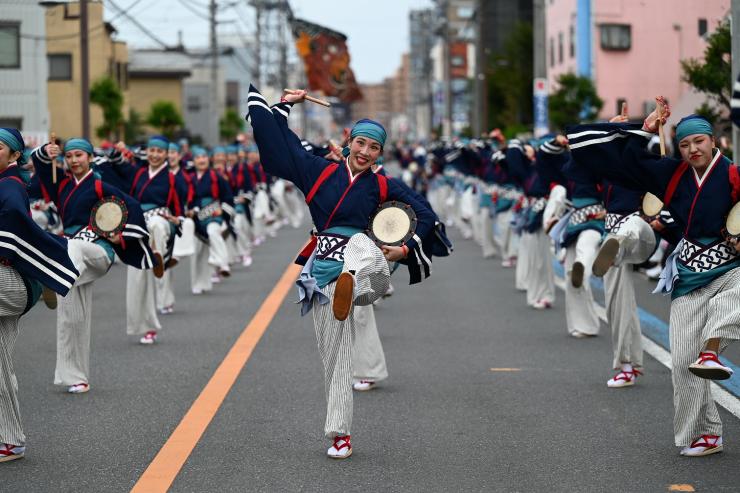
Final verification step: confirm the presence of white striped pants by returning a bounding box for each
[127,215,168,336]
[495,209,518,260]
[563,229,601,336]
[0,265,29,446]
[526,230,556,306]
[155,269,175,311]
[669,267,740,446]
[233,213,253,258]
[478,207,497,258]
[55,240,111,386]
[191,222,229,293]
[311,233,390,437]
[603,216,656,369]
[515,232,535,291]
[353,304,388,383]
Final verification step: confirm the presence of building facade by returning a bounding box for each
[546,0,730,121]
[0,1,49,146]
[128,49,192,137]
[408,8,436,140]
[44,0,129,142]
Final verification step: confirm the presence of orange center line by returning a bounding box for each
[131,262,302,493]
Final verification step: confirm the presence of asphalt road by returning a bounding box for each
[3,218,740,492]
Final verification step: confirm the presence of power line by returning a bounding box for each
[106,0,172,48]
[177,0,210,20]
[18,0,144,41]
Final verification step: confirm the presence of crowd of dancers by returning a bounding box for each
[1,86,740,463]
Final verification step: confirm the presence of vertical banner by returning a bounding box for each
[533,77,549,138]
[290,18,363,103]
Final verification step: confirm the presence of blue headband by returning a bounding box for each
[676,115,713,143]
[192,146,208,157]
[147,135,169,150]
[350,119,387,148]
[0,128,25,163]
[168,143,180,152]
[225,145,238,154]
[64,138,94,155]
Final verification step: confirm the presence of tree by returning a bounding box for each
[124,108,145,144]
[219,108,244,142]
[146,101,184,138]
[90,76,124,140]
[681,19,730,128]
[548,73,603,131]
[486,22,534,134]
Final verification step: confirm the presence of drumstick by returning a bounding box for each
[50,132,57,183]
[657,104,666,157]
[284,89,331,107]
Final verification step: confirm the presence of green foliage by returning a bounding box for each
[124,108,144,144]
[681,19,731,111]
[146,101,184,138]
[486,22,534,134]
[90,76,124,140]
[219,108,244,142]
[548,73,603,131]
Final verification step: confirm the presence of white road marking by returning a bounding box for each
[554,275,740,420]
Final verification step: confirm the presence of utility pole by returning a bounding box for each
[533,0,549,137]
[732,0,740,159]
[253,0,262,88]
[80,0,90,140]
[441,0,452,137]
[472,0,484,137]
[210,0,219,145]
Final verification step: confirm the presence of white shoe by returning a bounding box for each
[680,435,723,457]
[645,264,663,280]
[501,257,516,268]
[327,435,352,459]
[241,255,253,268]
[532,299,552,310]
[0,443,25,463]
[353,380,376,391]
[159,305,174,315]
[607,368,642,388]
[139,331,157,345]
[689,352,734,380]
[211,274,221,284]
[570,331,594,339]
[68,383,89,394]
[192,289,203,295]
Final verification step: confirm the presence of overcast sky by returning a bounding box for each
[104,0,434,83]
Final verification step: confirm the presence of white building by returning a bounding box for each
[0,1,49,146]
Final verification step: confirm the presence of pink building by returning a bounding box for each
[546,0,730,124]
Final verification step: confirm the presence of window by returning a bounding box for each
[698,18,708,37]
[456,6,473,19]
[187,96,201,112]
[549,37,554,67]
[451,55,465,67]
[558,32,564,63]
[569,25,575,58]
[0,118,22,129]
[600,24,631,51]
[48,53,72,80]
[0,22,21,69]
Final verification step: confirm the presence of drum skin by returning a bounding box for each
[366,201,417,247]
[90,197,128,237]
[641,192,664,218]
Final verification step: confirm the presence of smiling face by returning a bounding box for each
[0,141,21,169]
[194,154,210,172]
[168,149,180,168]
[678,133,715,170]
[65,149,91,179]
[147,146,167,168]
[348,136,382,175]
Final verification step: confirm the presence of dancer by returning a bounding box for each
[248,86,437,459]
[0,128,78,462]
[33,138,153,393]
[568,98,740,456]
